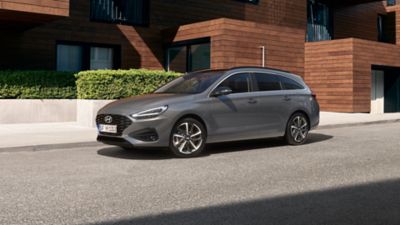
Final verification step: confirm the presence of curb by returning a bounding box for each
[0,141,103,153]
[1,119,399,153]
[317,119,400,130]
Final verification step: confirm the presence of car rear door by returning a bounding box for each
[250,72,291,137]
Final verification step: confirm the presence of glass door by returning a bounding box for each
[306,0,333,42]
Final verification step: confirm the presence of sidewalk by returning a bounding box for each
[1,112,400,152]
[0,122,99,151]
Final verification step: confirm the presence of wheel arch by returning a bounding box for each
[288,110,311,128]
[174,113,208,134]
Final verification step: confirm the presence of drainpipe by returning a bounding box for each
[259,46,266,67]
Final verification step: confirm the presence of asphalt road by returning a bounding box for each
[0,123,400,225]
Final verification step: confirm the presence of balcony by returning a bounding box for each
[90,0,149,26]
[0,0,69,25]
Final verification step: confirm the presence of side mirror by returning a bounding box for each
[211,86,233,97]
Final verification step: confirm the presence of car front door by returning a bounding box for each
[205,73,261,142]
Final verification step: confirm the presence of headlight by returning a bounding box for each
[131,106,168,120]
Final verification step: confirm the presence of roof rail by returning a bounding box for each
[228,66,291,74]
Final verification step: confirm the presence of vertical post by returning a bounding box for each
[396,9,400,45]
[259,46,265,67]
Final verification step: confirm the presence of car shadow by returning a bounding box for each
[97,132,333,160]
[85,178,400,225]
[206,133,333,154]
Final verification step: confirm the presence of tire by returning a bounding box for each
[285,112,310,145]
[169,118,207,158]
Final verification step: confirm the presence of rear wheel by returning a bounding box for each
[285,113,310,145]
[169,118,206,158]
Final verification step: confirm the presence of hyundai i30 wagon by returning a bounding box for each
[97,67,320,157]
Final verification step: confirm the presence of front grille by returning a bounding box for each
[96,114,132,136]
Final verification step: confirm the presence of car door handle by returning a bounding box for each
[248,98,257,104]
[284,96,292,101]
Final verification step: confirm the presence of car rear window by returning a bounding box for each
[278,76,304,90]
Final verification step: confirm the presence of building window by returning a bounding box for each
[90,47,114,70]
[235,0,259,4]
[306,0,333,42]
[90,0,149,26]
[56,42,120,72]
[387,0,396,6]
[57,45,83,72]
[378,13,396,44]
[166,38,210,73]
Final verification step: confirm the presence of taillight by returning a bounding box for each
[311,91,317,99]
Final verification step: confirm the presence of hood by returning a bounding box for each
[98,93,194,115]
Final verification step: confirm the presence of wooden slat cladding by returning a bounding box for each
[305,38,400,112]
[151,0,306,29]
[0,0,69,16]
[305,39,355,112]
[167,18,305,76]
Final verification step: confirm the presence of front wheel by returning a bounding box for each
[285,113,310,145]
[169,118,206,158]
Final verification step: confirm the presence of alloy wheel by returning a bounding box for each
[172,122,204,155]
[290,116,309,143]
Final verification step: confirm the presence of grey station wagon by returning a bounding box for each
[97,67,320,157]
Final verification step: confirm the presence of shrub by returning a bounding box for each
[0,71,76,99]
[75,69,182,99]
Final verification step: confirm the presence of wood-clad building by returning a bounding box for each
[1,0,400,113]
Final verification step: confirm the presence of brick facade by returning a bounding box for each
[1,0,399,112]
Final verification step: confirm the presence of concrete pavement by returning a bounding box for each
[0,112,400,151]
[0,122,98,150]
[0,123,399,225]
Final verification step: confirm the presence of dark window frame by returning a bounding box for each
[165,37,211,73]
[89,0,150,27]
[377,12,396,44]
[55,40,121,71]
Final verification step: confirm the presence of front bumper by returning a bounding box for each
[96,114,173,148]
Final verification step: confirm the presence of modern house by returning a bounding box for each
[0,0,399,113]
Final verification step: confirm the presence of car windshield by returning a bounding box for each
[155,71,224,94]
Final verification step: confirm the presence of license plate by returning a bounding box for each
[98,124,117,134]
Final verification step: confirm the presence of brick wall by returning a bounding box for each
[0,0,69,16]
[305,38,400,112]
[168,18,305,76]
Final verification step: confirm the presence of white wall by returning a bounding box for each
[371,70,384,114]
[0,99,114,127]
[0,100,77,124]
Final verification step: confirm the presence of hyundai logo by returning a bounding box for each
[104,115,113,124]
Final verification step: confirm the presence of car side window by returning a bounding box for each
[218,73,250,94]
[253,73,281,91]
[278,76,304,90]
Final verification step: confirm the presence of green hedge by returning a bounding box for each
[75,69,181,99]
[0,71,76,99]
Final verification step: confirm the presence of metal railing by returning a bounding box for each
[306,23,332,42]
[90,0,148,26]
